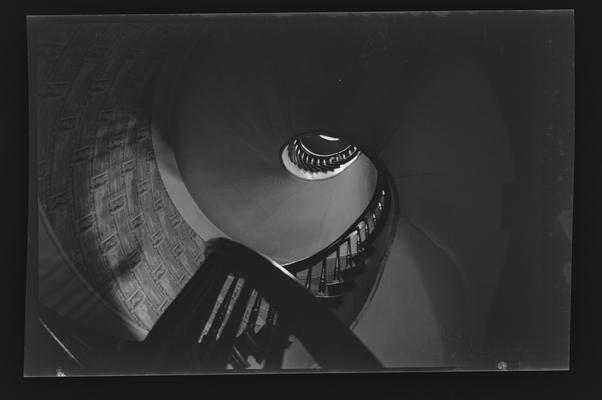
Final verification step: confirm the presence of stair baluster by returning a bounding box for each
[318,259,327,295]
[262,307,292,370]
[233,293,265,364]
[215,283,253,368]
[197,275,240,365]
[333,247,342,282]
[260,305,278,354]
[346,237,353,268]
[305,266,313,290]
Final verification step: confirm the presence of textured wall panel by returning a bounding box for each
[33,22,205,331]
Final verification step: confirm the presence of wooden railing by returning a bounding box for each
[287,137,360,174]
[35,143,394,374]
[283,171,390,303]
[37,238,383,374]
[140,238,382,373]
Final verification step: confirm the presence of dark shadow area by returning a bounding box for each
[480,12,574,369]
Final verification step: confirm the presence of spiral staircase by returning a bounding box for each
[26,20,403,375]
[32,131,397,374]
[27,14,573,375]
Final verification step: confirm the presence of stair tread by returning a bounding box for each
[327,279,346,287]
[313,292,342,299]
[326,279,353,296]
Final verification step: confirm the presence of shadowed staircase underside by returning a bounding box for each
[35,239,385,375]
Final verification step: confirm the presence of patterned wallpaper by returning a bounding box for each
[32,21,206,331]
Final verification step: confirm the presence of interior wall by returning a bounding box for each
[30,21,208,334]
[479,12,574,369]
[353,220,466,367]
[170,35,379,263]
[353,13,573,369]
[38,211,147,340]
[352,39,513,367]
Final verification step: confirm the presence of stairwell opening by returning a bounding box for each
[280,132,362,181]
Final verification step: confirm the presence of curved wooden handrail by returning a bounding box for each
[36,175,391,374]
[141,238,382,372]
[208,238,382,369]
[283,168,388,274]
[35,168,391,374]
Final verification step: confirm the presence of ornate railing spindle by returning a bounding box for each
[246,293,262,334]
[205,276,239,342]
[318,258,327,295]
[305,266,313,290]
[333,247,342,282]
[356,227,363,252]
[346,237,353,269]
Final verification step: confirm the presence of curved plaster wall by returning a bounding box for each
[170,35,378,263]
[353,45,512,367]
[31,21,210,337]
[159,16,513,367]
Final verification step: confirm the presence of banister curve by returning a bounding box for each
[298,138,353,158]
[283,163,389,274]
[146,237,382,371]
